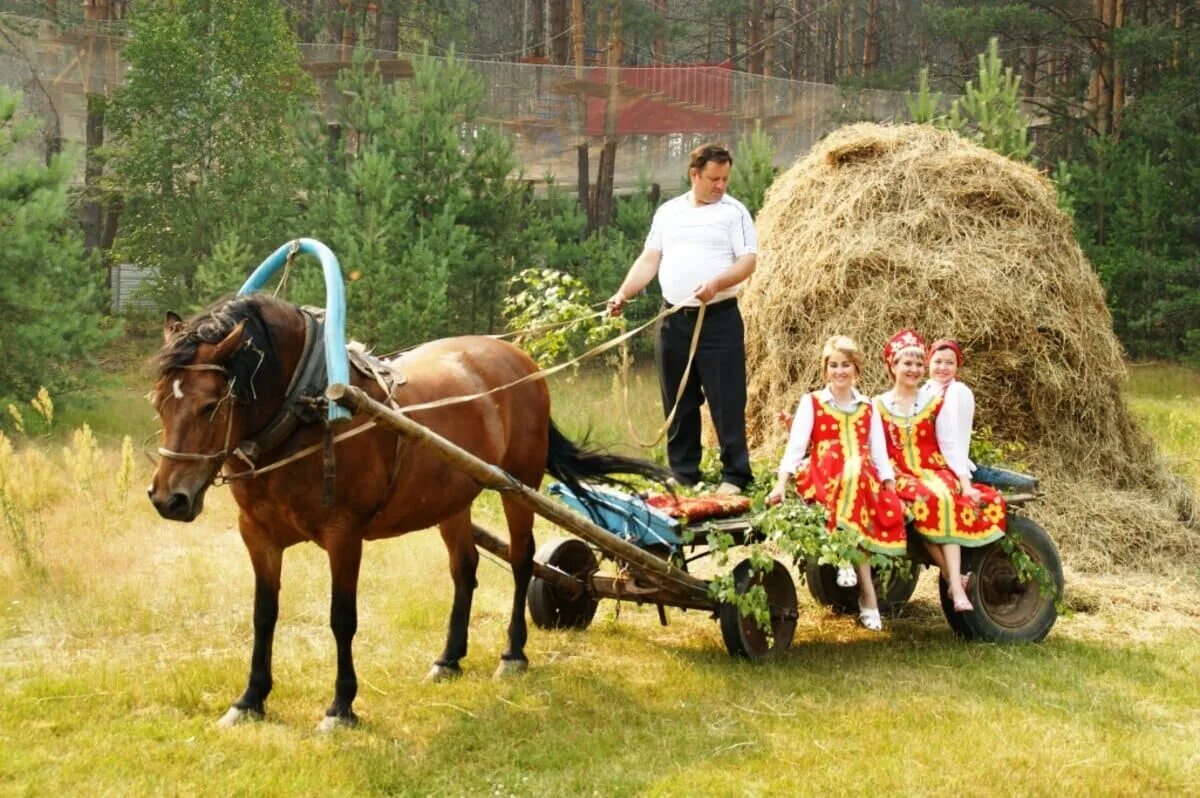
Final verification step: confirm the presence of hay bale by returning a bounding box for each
[742,122,1196,570]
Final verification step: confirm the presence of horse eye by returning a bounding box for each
[200,401,220,416]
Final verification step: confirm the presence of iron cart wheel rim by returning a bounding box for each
[939,514,1063,643]
[718,558,799,660]
[527,538,600,630]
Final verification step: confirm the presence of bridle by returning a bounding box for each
[155,363,240,466]
[153,310,327,482]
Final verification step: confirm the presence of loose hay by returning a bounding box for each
[742,122,1196,570]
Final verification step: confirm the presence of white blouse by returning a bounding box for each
[778,387,895,482]
[928,379,976,479]
[875,385,938,418]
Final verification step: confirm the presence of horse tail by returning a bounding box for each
[545,420,670,495]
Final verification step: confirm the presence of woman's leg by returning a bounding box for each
[856,559,878,610]
[923,540,947,573]
[944,543,972,610]
[856,558,882,630]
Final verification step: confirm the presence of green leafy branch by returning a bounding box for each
[997,521,1063,610]
[502,268,624,368]
[970,424,1027,469]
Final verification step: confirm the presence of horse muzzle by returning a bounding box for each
[148,474,210,522]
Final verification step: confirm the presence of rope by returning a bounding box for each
[391,303,684,415]
[272,239,301,298]
[376,304,610,359]
[166,299,699,481]
[620,303,707,449]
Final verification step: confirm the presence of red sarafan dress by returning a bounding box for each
[875,393,1006,545]
[795,394,906,555]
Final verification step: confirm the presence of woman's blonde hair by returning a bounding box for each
[821,335,863,375]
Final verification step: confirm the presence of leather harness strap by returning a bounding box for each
[235,309,328,465]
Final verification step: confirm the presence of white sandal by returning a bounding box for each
[858,607,882,631]
[836,564,858,588]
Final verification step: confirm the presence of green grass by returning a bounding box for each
[1,357,1199,796]
[547,363,666,457]
[4,484,1198,796]
[1127,362,1200,490]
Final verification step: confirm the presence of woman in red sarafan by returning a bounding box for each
[767,335,905,632]
[874,330,1006,613]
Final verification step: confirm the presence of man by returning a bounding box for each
[607,143,757,495]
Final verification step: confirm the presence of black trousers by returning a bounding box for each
[654,299,753,488]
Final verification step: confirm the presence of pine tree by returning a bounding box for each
[0,87,111,409]
[946,38,1033,162]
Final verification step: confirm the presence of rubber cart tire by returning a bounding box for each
[527,538,599,630]
[939,515,1062,643]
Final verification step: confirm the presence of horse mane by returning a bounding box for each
[154,294,286,402]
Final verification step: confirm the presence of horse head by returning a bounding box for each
[148,297,289,521]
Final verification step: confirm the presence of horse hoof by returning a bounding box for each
[317,713,358,733]
[216,706,263,728]
[425,663,462,683]
[493,658,529,679]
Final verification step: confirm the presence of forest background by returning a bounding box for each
[0,0,1197,409]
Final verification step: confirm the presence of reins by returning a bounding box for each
[620,303,706,449]
[389,303,680,415]
[152,299,707,482]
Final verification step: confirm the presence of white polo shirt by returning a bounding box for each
[645,192,757,306]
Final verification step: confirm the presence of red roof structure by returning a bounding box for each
[579,62,735,136]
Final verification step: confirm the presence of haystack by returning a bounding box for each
[742,123,1195,571]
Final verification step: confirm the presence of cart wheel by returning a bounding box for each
[527,538,599,630]
[939,515,1063,642]
[718,558,798,660]
[804,560,921,616]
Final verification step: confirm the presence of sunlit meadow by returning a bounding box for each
[1,360,1197,796]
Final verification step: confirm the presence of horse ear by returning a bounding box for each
[210,321,247,364]
[163,312,184,343]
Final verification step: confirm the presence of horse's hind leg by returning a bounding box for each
[219,532,282,728]
[495,495,534,678]
[320,535,363,731]
[428,509,478,682]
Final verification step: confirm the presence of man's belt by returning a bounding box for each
[663,297,738,318]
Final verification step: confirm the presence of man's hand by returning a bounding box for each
[692,279,720,303]
[606,292,627,317]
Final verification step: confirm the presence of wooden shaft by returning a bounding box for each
[327,383,712,605]
[473,523,711,609]
[471,524,585,599]
[590,575,715,611]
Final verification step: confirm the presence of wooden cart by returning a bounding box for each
[328,383,1063,656]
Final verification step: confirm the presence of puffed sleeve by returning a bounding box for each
[936,380,976,479]
[778,394,815,475]
[868,407,895,482]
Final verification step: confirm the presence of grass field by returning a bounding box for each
[1127,362,1200,493]
[2,352,1198,796]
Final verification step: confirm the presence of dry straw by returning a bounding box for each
[742,122,1196,571]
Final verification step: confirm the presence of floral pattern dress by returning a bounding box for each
[875,393,1006,545]
[795,394,907,555]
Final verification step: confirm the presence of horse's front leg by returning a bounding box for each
[219,535,282,727]
[320,534,363,731]
[427,510,478,682]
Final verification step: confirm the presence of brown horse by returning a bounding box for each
[148,294,665,729]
